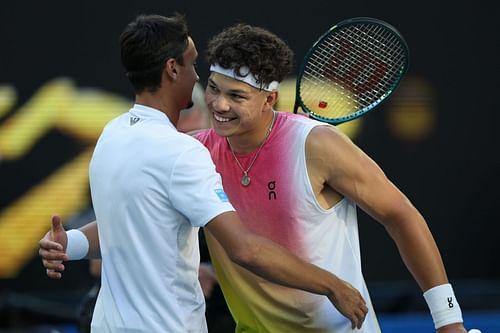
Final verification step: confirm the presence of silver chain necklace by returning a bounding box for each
[227,111,277,187]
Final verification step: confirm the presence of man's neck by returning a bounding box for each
[136,93,179,127]
[227,110,276,154]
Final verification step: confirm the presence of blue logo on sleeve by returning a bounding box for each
[214,189,229,202]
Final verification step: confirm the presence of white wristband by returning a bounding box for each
[423,283,463,329]
[66,229,89,260]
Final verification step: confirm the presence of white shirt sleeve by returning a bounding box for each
[169,142,235,227]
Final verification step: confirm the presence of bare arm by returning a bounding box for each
[306,126,466,332]
[307,126,447,289]
[205,211,368,329]
[79,220,100,258]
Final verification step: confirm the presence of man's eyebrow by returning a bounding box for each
[207,77,217,85]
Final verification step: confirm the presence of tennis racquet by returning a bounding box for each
[293,17,409,124]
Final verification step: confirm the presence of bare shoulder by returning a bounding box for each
[306,125,360,159]
[308,124,354,142]
[305,124,382,189]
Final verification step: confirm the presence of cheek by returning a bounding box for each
[204,95,214,109]
[192,69,199,81]
[183,69,197,86]
[239,101,260,119]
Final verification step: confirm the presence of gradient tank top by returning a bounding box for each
[195,112,380,332]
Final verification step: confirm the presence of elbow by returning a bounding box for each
[379,201,426,237]
[378,195,417,225]
[227,238,261,269]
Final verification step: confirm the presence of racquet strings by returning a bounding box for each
[300,22,408,121]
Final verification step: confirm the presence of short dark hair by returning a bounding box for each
[119,13,189,93]
[206,24,294,88]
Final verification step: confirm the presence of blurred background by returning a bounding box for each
[0,0,499,332]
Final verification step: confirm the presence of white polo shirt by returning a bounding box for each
[88,104,234,333]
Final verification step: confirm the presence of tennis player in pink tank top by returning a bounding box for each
[194,23,470,333]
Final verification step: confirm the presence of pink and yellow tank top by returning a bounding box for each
[196,112,380,332]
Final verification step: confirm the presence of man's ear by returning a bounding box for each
[266,91,279,107]
[165,58,178,80]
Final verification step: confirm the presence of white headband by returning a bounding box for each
[210,63,279,92]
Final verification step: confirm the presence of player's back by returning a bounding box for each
[89,105,208,333]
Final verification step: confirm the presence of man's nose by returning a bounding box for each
[211,95,230,111]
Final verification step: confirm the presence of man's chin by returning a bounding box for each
[212,122,233,137]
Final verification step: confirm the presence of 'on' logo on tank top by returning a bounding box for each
[268,181,277,200]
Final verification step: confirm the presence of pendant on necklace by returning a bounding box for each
[241,174,251,186]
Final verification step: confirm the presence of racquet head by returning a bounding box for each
[293,17,409,124]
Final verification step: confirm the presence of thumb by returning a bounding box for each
[51,215,63,232]
[50,214,68,253]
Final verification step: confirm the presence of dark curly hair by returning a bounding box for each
[206,24,294,88]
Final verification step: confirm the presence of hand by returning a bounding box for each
[38,215,68,279]
[436,322,468,333]
[199,262,218,298]
[327,277,369,329]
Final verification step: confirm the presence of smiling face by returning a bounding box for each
[205,72,276,146]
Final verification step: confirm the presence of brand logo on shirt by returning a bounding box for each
[130,116,140,125]
[214,189,229,202]
[268,181,277,200]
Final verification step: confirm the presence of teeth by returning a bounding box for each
[214,113,232,123]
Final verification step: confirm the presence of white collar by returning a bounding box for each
[129,104,176,130]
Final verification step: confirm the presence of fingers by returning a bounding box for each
[39,238,63,252]
[42,257,65,270]
[39,237,68,264]
[46,268,63,279]
[347,299,368,329]
[39,250,67,261]
[348,308,367,329]
[39,239,68,261]
[355,304,369,329]
[42,255,65,279]
[332,286,367,330]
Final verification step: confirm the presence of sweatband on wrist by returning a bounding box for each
[423,283,463,329]
[66,229,89,260]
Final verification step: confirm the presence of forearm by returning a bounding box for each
[383,209,448,291]
[380,206,467,330]
[205,211,368,328]
[236,234,339,297]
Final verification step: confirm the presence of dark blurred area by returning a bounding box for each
[0,0,499,332]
